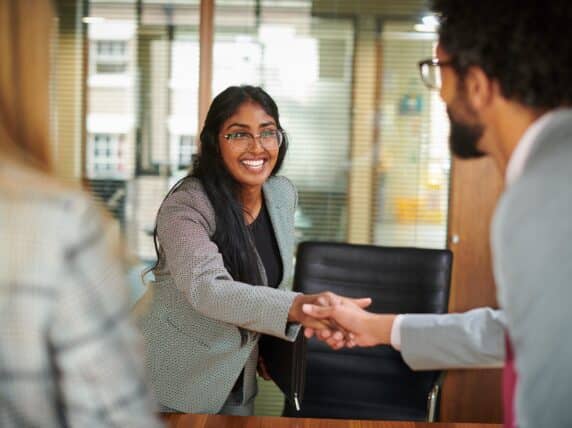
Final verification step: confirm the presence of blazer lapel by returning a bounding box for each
[262,180,288,287]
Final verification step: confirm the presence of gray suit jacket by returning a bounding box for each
[133,176,300,413]
[399,110,572,426]
[492,109,572,428]
[400,308,506,370]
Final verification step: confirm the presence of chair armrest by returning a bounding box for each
[427,371,446,422]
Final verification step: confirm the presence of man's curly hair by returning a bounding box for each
[432,0,572,109]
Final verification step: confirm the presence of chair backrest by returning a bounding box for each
[284,241,452,421]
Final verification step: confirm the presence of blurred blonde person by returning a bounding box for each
[0,1,162,426]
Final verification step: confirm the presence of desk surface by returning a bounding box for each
[164,414,503,428]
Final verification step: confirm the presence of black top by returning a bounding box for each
[232,202,284,393]
[248,202,283,288]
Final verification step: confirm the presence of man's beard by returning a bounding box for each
[447,108,486,159]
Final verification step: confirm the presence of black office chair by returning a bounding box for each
[283,241,452,421]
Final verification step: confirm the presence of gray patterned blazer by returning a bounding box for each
[133,175,300,413]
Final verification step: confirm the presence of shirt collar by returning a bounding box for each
[505,111,558,187]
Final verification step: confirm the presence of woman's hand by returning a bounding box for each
[257,355,272,381]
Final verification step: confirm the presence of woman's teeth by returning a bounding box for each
[242,159,264,169]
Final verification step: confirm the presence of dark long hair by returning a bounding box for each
[151,85,288,284]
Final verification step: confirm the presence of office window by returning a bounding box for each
[177,134,195,168]
[84,3,137,243]
[82,1,201,263]
[373,22,450,248]
[56,1,449,283]
[97,40,126,55]
[87,133,127,178]
[53,0,451,416]
[94,40,128,74]
[212,0,450,414]
[214,0,354,246]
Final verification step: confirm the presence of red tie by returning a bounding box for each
[503,335,517,428]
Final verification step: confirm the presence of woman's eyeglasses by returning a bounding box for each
[222,129,284,149]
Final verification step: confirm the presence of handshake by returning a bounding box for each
[287,292,397,350]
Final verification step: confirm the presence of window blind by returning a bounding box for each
[214,0,353,250]
[81,0,201,270]
[374,21,450,248]
[52,0,451,416]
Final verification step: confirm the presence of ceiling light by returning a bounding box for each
[82,16,106,24]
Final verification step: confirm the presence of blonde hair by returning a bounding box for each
[0,0,54,172]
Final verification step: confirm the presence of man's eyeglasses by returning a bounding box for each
[222,129,284,150]
[418,58,455,90]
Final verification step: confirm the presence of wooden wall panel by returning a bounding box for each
[440,156,504,423]
[198,0,214,135]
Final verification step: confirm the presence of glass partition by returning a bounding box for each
[57,0,450,415]
[374,21,450,248]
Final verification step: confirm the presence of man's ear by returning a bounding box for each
[463,66,495,112]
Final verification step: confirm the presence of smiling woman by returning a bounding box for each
[218,100,282,216]
[132,85,370,416]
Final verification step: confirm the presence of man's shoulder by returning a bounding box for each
[492,113,572,257]
[500,112,572,213]
[526,109,572,176]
